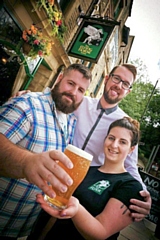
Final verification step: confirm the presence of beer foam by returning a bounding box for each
[66,144,93,161]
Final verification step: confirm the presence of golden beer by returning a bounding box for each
[44,144,93,210]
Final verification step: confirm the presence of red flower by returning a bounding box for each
[56,20,62,26]
[34,39,40,45]
[38,50,43,56]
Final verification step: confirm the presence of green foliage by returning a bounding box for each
[35,1,67,43]
[119,80,156,121]
[119,58,160,163]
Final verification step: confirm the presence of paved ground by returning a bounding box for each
[118,218,158,240]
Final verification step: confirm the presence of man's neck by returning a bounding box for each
[100,97,118,109]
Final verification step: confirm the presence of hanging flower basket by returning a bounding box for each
[21,24,54,59]
[22,42,32,55]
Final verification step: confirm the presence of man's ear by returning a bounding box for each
[104,75,109,84]
[51,73,63,89]
[56,73,63,83]
[125,88,132,96]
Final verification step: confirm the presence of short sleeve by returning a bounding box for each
[111,178,144,209]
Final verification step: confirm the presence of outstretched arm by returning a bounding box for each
[37,194,134,239]
[72,198,133,239]
[0,133,73,198]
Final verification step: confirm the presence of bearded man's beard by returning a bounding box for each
[51,83,82,114]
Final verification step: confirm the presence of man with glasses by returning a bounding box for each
[110,73,132,90]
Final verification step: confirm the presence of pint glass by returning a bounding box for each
[44,144,93,210]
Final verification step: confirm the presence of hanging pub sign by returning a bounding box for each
[67,19,115,63]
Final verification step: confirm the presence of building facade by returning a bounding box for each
[0,0,134,104]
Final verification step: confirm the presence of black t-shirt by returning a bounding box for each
[45,167,144,240]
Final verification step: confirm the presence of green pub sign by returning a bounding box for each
[67,19,114,63]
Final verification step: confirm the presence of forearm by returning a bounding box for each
[0,133,74,197]
[72,204,106,240]
[37,196,133,239]
[0,133,33,178]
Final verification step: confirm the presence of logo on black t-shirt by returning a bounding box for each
[88,180,110,195]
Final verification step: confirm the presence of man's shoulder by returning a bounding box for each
[79,96,98,108]
[83,96,99,103]
[20,88,51,102]
[116,106,129,116]
[74,96,98,115]
[17,87,50,100]
[3,91,48,111]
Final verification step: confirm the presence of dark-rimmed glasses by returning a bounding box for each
[110,74,132,90]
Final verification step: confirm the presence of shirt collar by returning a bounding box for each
[97,101,118,115]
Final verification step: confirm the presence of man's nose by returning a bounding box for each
[70,87,78,95]
[115,80,123,88]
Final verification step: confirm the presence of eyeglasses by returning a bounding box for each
[110,74,132,90]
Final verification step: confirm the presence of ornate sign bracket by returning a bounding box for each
[79,14,121,27]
